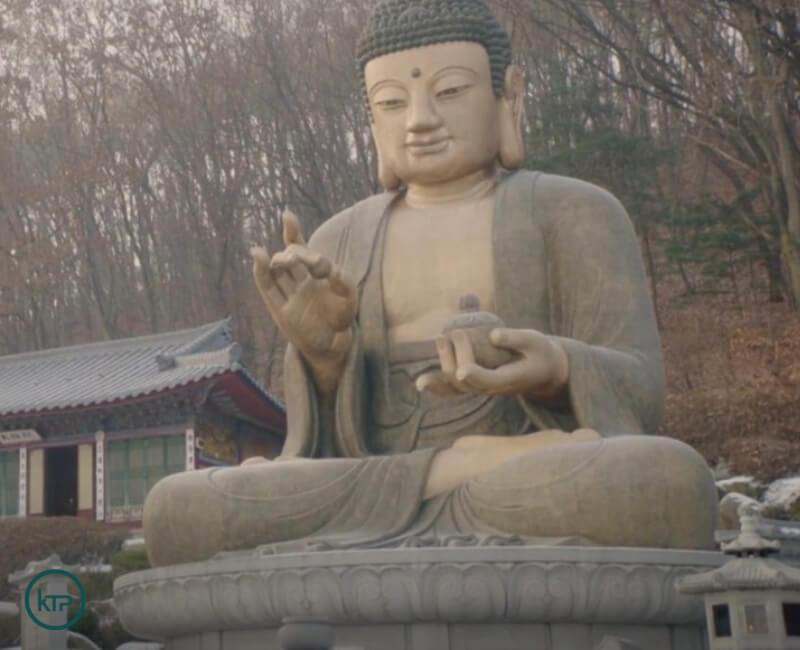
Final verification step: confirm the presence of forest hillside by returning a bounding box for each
[0,0,798,479]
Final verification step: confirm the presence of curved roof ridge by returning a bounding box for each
[0,317,285,426]
[171,317,232,356]
[0,319,231,365]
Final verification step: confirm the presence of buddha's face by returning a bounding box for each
[365,41,502,187]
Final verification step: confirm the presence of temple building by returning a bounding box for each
[0,319,285,523]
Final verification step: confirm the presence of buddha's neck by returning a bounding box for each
[404,168,497,208]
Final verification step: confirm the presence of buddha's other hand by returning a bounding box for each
[416,327,569,402]
[251,210,356,392]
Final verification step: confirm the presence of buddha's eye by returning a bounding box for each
[436,84,472,100]
[375,98,407,111]
[372,85,408,111]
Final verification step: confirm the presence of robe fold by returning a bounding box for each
[283,169,664,459]
[144,171,717,567]
[263,169,668,551]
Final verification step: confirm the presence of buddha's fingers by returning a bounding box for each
[282,209,307,247]
[270,248,311,285]
[436,336,457,376]
[272,241,352,303]
[490,327,543,352]
[272,245,321,276]
[416,371,462,397]
[250,246,286,310]
[457,361,529,395]
[450,329,476,369]
[435,336,472,393]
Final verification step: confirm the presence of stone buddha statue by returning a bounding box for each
[143,0,718,567]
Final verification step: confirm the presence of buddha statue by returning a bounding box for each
[143,0,718,567]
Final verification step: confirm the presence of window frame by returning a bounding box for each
[712,602,733,638]
[783,600,800,637]
[0,450,20,517]
[742,602,769,636]
[107,435,185,509]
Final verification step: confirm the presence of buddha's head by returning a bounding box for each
[357,0,525,191]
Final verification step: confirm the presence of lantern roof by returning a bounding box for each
[677,505,800,595]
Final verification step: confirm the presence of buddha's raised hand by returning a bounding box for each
[251,210,356,392]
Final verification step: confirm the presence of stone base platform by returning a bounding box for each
[113,546,723,650]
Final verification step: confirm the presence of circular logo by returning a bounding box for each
[24,568,86,630]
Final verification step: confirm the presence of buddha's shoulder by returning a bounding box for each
[512,173,639,252]
[308,192,395,255]
[523,172,629,227]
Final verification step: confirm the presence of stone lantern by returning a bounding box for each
[677,504,800,649]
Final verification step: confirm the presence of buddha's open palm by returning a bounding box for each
[251,210,356,390]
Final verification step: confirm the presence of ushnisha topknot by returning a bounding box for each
[356,0,513,99]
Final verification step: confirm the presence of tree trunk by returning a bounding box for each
[755,236,785,303]
[738,5,800,309]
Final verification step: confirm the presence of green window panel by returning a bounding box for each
[0,451,19,517]
[167,436,185,472]
[107,436,186,509]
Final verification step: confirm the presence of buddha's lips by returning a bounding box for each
[406,137,451,154]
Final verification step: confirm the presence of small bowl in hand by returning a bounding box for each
[441,294,515,369]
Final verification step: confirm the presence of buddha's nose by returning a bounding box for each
[406,93,443,133]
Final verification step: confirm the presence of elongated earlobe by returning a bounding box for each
[371,126,402,190]
[498,65,526,170]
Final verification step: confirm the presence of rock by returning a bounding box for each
[764,477,800,520]
[716,475,766,500]
[718,492,761,530]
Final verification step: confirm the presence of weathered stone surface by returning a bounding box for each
[114,546,721,650]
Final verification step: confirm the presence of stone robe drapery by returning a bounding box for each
[144,172,717,566]
[143,171,717,566]
[248,169,675,552]
[282,169,664,460]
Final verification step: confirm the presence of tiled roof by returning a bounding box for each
[0,319,283,418]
